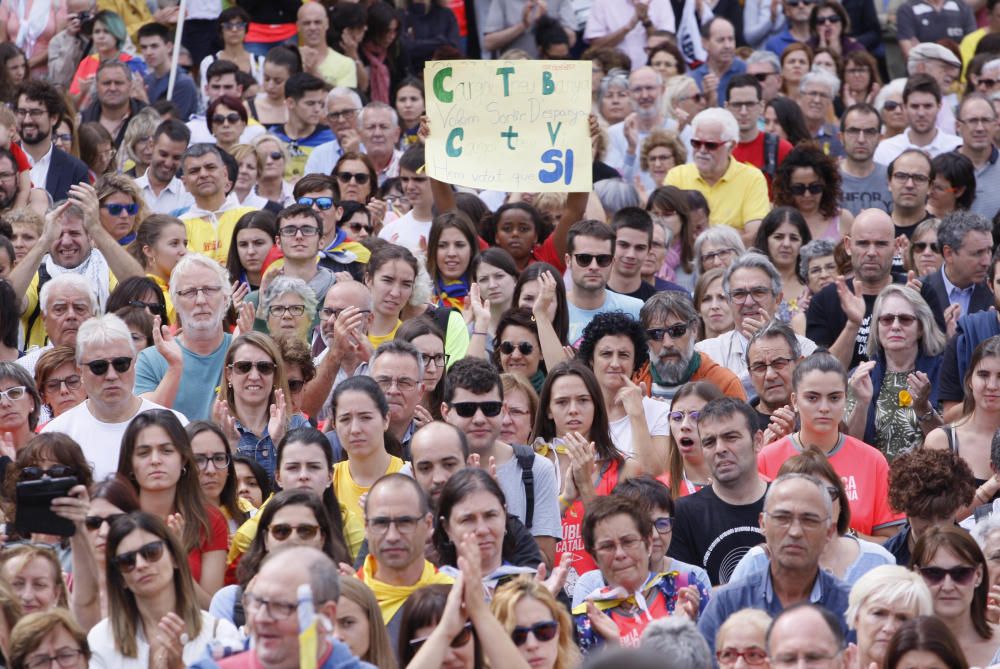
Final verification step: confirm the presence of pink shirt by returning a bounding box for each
[0,0,67,77]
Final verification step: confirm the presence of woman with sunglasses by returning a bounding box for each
[472,249,519,355]
[907,219,943,278]
[220,331,306,479]
[95,174,147,246]
[713,609,772,669]
[365,244,419,348]
[806,1,862,58]
[207,96,250,155]
[773,144,853,242]
[186,421,252,536]
[227,211,277,293]
[34,347,87,426]
[910,527,996,668]
[492,575,580,669]
[397,316,448,420]
[89,512,241,668]
[251,135,294,207]
[333,577,397,669]
[81,475,140,621]
[274,335,316,420]
[0,363,42,451]
[128,216,187,324]
[333,152,378,206]
[492,309,545,394]
[339,202,375,242]
[875,79,907,140]
[118,411,228,608]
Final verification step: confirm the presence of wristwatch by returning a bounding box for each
[916,408,937,422]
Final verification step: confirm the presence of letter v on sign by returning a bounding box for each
[546,121,562,146]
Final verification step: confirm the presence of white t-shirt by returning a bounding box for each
[609,396,671,458]
[41,399,189,479]
[88,611,241,669]
[378,210,433,256]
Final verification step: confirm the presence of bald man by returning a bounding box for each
[604,66,679,173]
[805,208,947,369]
[766,604,849,669]
[298,3,357,88]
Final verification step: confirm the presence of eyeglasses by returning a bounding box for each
[729,286,773,303]
[877,313,917,327]
[883,100,901,111]
[244,592,297,619]
[43,375,82,394]
[912,241,940,253]
[691,139,726,151]
[749,357,793,375]
[24,648,85,669]
[892,171,930,185]
[815,14,841,23]
[410,621,473,650]
[647,322,693,341]
[752,72,776,82]
[449,401,504,418]
[113,540,165,573]
[594,535,644,556]
[84,513,125,531]
[653,516,673,533]
[511,621,559,646]
[269,523,320,541]
[128,300,165,315]
[212,112,242,126]
[279,225,320,238]
[374,376,418,393]
[918,565,977,585]
[348,222,374,235]
[15,108,46,119]
[20,465,76,481]
[328,109,361,121]
[803,90,831,99]
[287,379,305,393]
[221,20,247,31]
[668,410,701,422]
[573,253,613,268]
[958,115,997,126]
[176,285,223,300]
[83,357,132,376]
[499,341,535,356]
[844,127,880,137]
[229,360,277,375]
[54,133,73,145]
[102,203,139,216]
[368,515,422,535]
[976,79,999,89]
[336,171,370,185]
[421,352,448,368]
[0,386,27,402]
[789,182,824,195]
[824,485,839,500]
[268,304,306,317]
[678,92,705,103]
[194,453,231,470]
[298,196,335,210]
[786,0,816,5]
[701,248,736,264]
[764,511,829,530]
[319,307,372,319]
[718,648,769,666]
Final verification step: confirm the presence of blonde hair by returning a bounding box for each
[491,576,580,669]
[867,284,947,359]
[251,133,290,165]
[0,546,69,611]
[95,173,149,236]
[338,578,398,669]
[716,608,771,650]
[846,565,934,629]
[501,372,539,418]
[8,610,89,669]
[2,208,44,237]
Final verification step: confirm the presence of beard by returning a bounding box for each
[650,337,695,384]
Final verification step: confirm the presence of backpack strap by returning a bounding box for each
[25,263,52,347]
[232,585,245,628]
[763,132,779,178]
[511,444,536,530]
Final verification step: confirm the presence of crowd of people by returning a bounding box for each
[3,0,1000,668]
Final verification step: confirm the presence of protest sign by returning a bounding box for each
[423,60,593,193]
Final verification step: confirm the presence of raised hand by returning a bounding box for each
[623,113,639,154]
[268,389,288,444]
[413,404,434,430]
[231,281,250,311]
[907,370,932,411]
[67,183,100,234]
[944,302,961,339]
[367,198,387,225]
[532,271,558,320]
[762,405,796,445]
[212,398,240,445]
[586,601,620,643]
[905,270,922,293]
[849,360,877,406]
[740,306,770,339]
[614,377,645,418]
[149,612,186,669]
[0,432,15,461]
[236,301,255,335]
[166,512,185,541]
[418,115,431,141]
[468,282,491,332]
[563,432,596,502]
[677,584,701,619]
[152,316,183,368]
[835,276,866,326]
[536,553,570,597]
[50,484,90,526]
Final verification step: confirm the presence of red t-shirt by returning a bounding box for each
[758,434,904,536]
[732,132,793,200]
[187,505,229,583]
[558,458,622,576]
[531,235,565,273]
[9,142,30,173]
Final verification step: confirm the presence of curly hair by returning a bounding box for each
[773,142,843,218]
[577,311,650,376]
[888,448,975,519]
[640,130,687,172]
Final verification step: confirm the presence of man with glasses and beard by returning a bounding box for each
[42,314,187,478]
[634,291,745,400]
[15,80,89,203]
[604,66,679,173]
[0,150,21,215]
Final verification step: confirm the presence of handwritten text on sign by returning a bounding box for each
[423,60,593,193]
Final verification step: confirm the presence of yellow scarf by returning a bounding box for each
[360,555,454,623]
[532,438,569,458]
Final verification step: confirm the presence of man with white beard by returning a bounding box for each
[633,291,746,400]
[604,66,679,173]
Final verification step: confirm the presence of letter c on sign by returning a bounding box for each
[433,67,454,103]
[446,128,464,157]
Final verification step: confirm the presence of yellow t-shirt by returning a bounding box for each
[148,273,177,325]
[182,206,256,265]
[664,159,771,231]
[368,320,402,350]
[333,456,405,523]
[960,29,986,82]
[317,48,358,88]
[21,270,119,350]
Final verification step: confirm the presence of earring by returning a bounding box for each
[181,466,187,475]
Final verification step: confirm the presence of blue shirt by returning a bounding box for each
[941,264,975,316]
[697,567,853,655]
[237,413,312,479]
[690,59,747,105]
[567,290,643,344]
[144,69,198,121]
[765,29,803,57]
[134,332,233,422]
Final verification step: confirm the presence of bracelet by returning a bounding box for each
[916,409,937,422]
[472,331,488,336]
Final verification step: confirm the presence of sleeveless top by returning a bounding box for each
[945,425,999,500]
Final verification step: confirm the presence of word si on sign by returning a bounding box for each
[423,60,593,193]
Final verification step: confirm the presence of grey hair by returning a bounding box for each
[874,78,906,113]
[260,546,340,605]
[180,143,224,171]
[640,617,712,669]
[691,107,740,143]
[327,86,363,111]
[800,69,840,98]
[722,251,783,299]
[845,565,934,629]
[937,210,993,253]
[640,291,699,328]
[359,101,399,128]
[747,50,781,73]
[663,76,699,119]
[261,276,318,317]
[598,68,631,102]
[120,107,162,171]
[75,313,135,365]
[746,320,802,367]
[693,225,746,275]
[39,274,99,316]
[981,58,1000,77]
[866,284,946,358]
[169,253,234,309]
[764,472,834,518]
[594,178,641,214]
[798,239,837,282]
[370,339,425,382]
[973,506,1000,548]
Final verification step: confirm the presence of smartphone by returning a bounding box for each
[14,477,78,537]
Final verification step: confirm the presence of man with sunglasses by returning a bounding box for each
[765,0,814,57]
[634,291,745,400]
[137,23,197,122]
[269,73,334,182]
[441,358,562,566]
[746,52,784,103]
[955,93,1000,220]
[839,103,893,216]
[42,314,187,479]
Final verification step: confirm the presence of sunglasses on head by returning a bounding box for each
[19,465,76,481]
[84,513,125,531]
[348,222,374,235]
[511,620,559,646]
[103,203,139,216]
[229,360,277,375]
[691,139,725,151]
[410,621,473,650]
[573,253,613,268]
[790,182,824,195]
[84,356,133,376]
[647,322,692,340]
[336,171,370,185]
[499,341,535,356]
[918,565,977,586]
[298,196,335,210]
[912,241,940,253]
[450,401,504,418]
[113,540,165,573]
[212,112,242,125]
[269,523,320,541]
[129,300,165,315]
